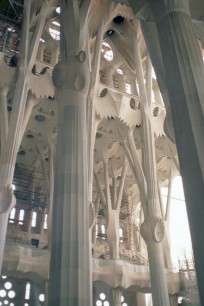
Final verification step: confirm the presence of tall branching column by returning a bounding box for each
[48,1,92,305]
[36,134,55,247]
[139,18,175,142]
[127,197,136,254]
[87,23,104,206]
[112,287,122,306]
[132,35,170,306]
[94,157,126,260]
[0,86,9,149]
[161,174,173,269]
[148,1,204,303]
[47,136,55,247]
[0,0,49,273]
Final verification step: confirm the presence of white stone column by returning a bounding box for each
[112,288,122,306]
[137,292,146,306]
[148,1,204,304]
[0,0,49,273]
[48,2,92,303]
[139,19,175,143]
[48,62,91,305]
[0,86,9,147]
[169,294,178,306]
[0,187,15,271]
[131,33,170,306]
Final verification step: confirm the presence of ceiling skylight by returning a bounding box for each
[101,42,113,61]
[49,27,60,40]
[52,21,60,27]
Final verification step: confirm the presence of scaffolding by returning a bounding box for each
[179,259,201,306]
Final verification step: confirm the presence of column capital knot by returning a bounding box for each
[140,216,165,243]
[52,52,90,94]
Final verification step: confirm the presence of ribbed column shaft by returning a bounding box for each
[169,294,178,306]
[146,241,170,305]
[48,90,91,306]
[148,1,204,304]
[136,292,146,306]
[112,287,122,306]
[0,213,9,270]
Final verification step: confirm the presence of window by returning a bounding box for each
[125,83,131,94]
[31,212,37,228]
[100,293,106,300]
[44,214,48,229]
[100,224,106,239]
[19,209,24,225]
[9,208,16,223]
[8,290,15,298]
[117,68,123,75]
[4,282,12,290]
[96,293,110,306]
[0,290,6,297]
[25,282,31,300]
[52,21,60,27]
[39,294,45,302]
[101,42,113,61]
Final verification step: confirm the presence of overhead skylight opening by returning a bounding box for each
[113,15,124,24]
[49,28,60,40]
[106,29,115,36]
[117,68,123,75]
[52,21,60,27]
[56,6,61,14]
[101,42,113,61]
